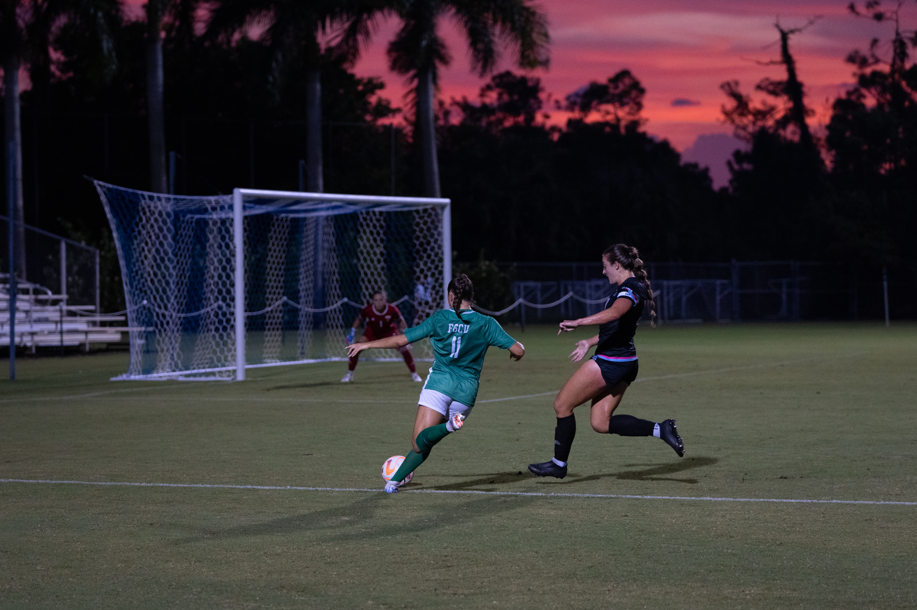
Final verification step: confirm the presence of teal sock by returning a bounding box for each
[391,449,428,482]
[415,423,451,452]
[391,423,452,482]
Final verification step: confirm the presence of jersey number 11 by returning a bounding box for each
[449,336,462,359]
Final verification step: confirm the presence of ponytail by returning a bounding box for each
[447,274,475,323]
[603,243,656,325]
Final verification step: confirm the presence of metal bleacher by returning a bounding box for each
[1,274,128,352]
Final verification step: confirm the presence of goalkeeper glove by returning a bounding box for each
[347,328,355,344]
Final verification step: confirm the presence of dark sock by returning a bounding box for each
[554,414,576,463]
[608,414,655,437]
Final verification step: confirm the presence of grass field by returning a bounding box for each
[2,322,916,609]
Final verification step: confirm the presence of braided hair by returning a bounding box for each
[603,243,656,324]
[448,274,475,323]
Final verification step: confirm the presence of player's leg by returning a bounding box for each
[553,358,608,417]
[604,409,684,456]
[529,359,606,479]
[386,405,443,491]
[342,332,373,382]
[588,382,629,432]
[410,404,449,453]
[387,391,469,491]
[390,329,421,381]
[592,361,684,456]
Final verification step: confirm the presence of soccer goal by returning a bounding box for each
[95,181,451,380]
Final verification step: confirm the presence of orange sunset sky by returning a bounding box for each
[118,0,913,186]
[346,0,913,185]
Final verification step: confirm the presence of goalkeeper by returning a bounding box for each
[342,291,421,383]
[346,274,525,493]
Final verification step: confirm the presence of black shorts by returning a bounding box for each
[591,356,639,388]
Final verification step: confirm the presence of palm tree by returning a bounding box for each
[141,0,208,193]
[1,0,26,279]
[383,0,549,197]
[145,0,167,193]
[208,0,360,193]
[1,0,118,279]
[144,0,194,193]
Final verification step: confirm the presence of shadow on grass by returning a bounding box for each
[543,456,718,486]
[174,493,386,545]
[418,471,531,491]
[175,491,534,545]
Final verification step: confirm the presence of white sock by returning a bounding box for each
[552,458,566,467]
[653,423,661,438]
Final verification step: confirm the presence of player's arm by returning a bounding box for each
[346,333,409,358]
[508,341,525,361]
[347,313,364,344]
[558,298,632,335]
[569,335,599,363]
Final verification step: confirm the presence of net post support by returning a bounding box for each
[60,239,67,305]
[7,141,16,381]
[94,249,100,317]
[442,200,452,309]
[883,265,889,328]
[233,189,246,380]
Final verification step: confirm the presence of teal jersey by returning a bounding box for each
[405,309,517,407]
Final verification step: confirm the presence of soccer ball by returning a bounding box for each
[381,455,414,484]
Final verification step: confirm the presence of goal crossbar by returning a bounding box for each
[95,181,451,381]
[231,189,452,381]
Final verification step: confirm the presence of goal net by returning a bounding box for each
[95,181,451,380]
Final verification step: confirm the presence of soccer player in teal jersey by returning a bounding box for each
[346,274,525,493]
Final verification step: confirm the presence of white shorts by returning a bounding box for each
[418,388,472,419]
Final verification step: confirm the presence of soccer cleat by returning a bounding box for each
[659,419,685,457]
[341,371,354,383]
[528,460,567,479]
[411,372,423,382]
[448,412,465,432]
[384,480,402,493]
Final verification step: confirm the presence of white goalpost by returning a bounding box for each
[95,181,451,381]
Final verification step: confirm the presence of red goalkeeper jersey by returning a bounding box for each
[360,303,404,338]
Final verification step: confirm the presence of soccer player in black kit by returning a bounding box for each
[529,244,684,479]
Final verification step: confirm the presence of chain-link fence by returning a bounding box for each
[492,260,857,324]
[650,261,856,322]
[0,215,100,311]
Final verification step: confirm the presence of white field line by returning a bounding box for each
[1,478,914,506]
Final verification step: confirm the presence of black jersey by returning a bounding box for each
[594,277,648,360]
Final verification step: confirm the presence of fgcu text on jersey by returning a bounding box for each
[404,309,516,407]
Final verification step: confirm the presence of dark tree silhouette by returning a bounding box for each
[382,0,549,198]
[1,0,118,277]
[450,70,546,130]
[207,0,374,193]
[564,70,646,129]
[721,19,819,152]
